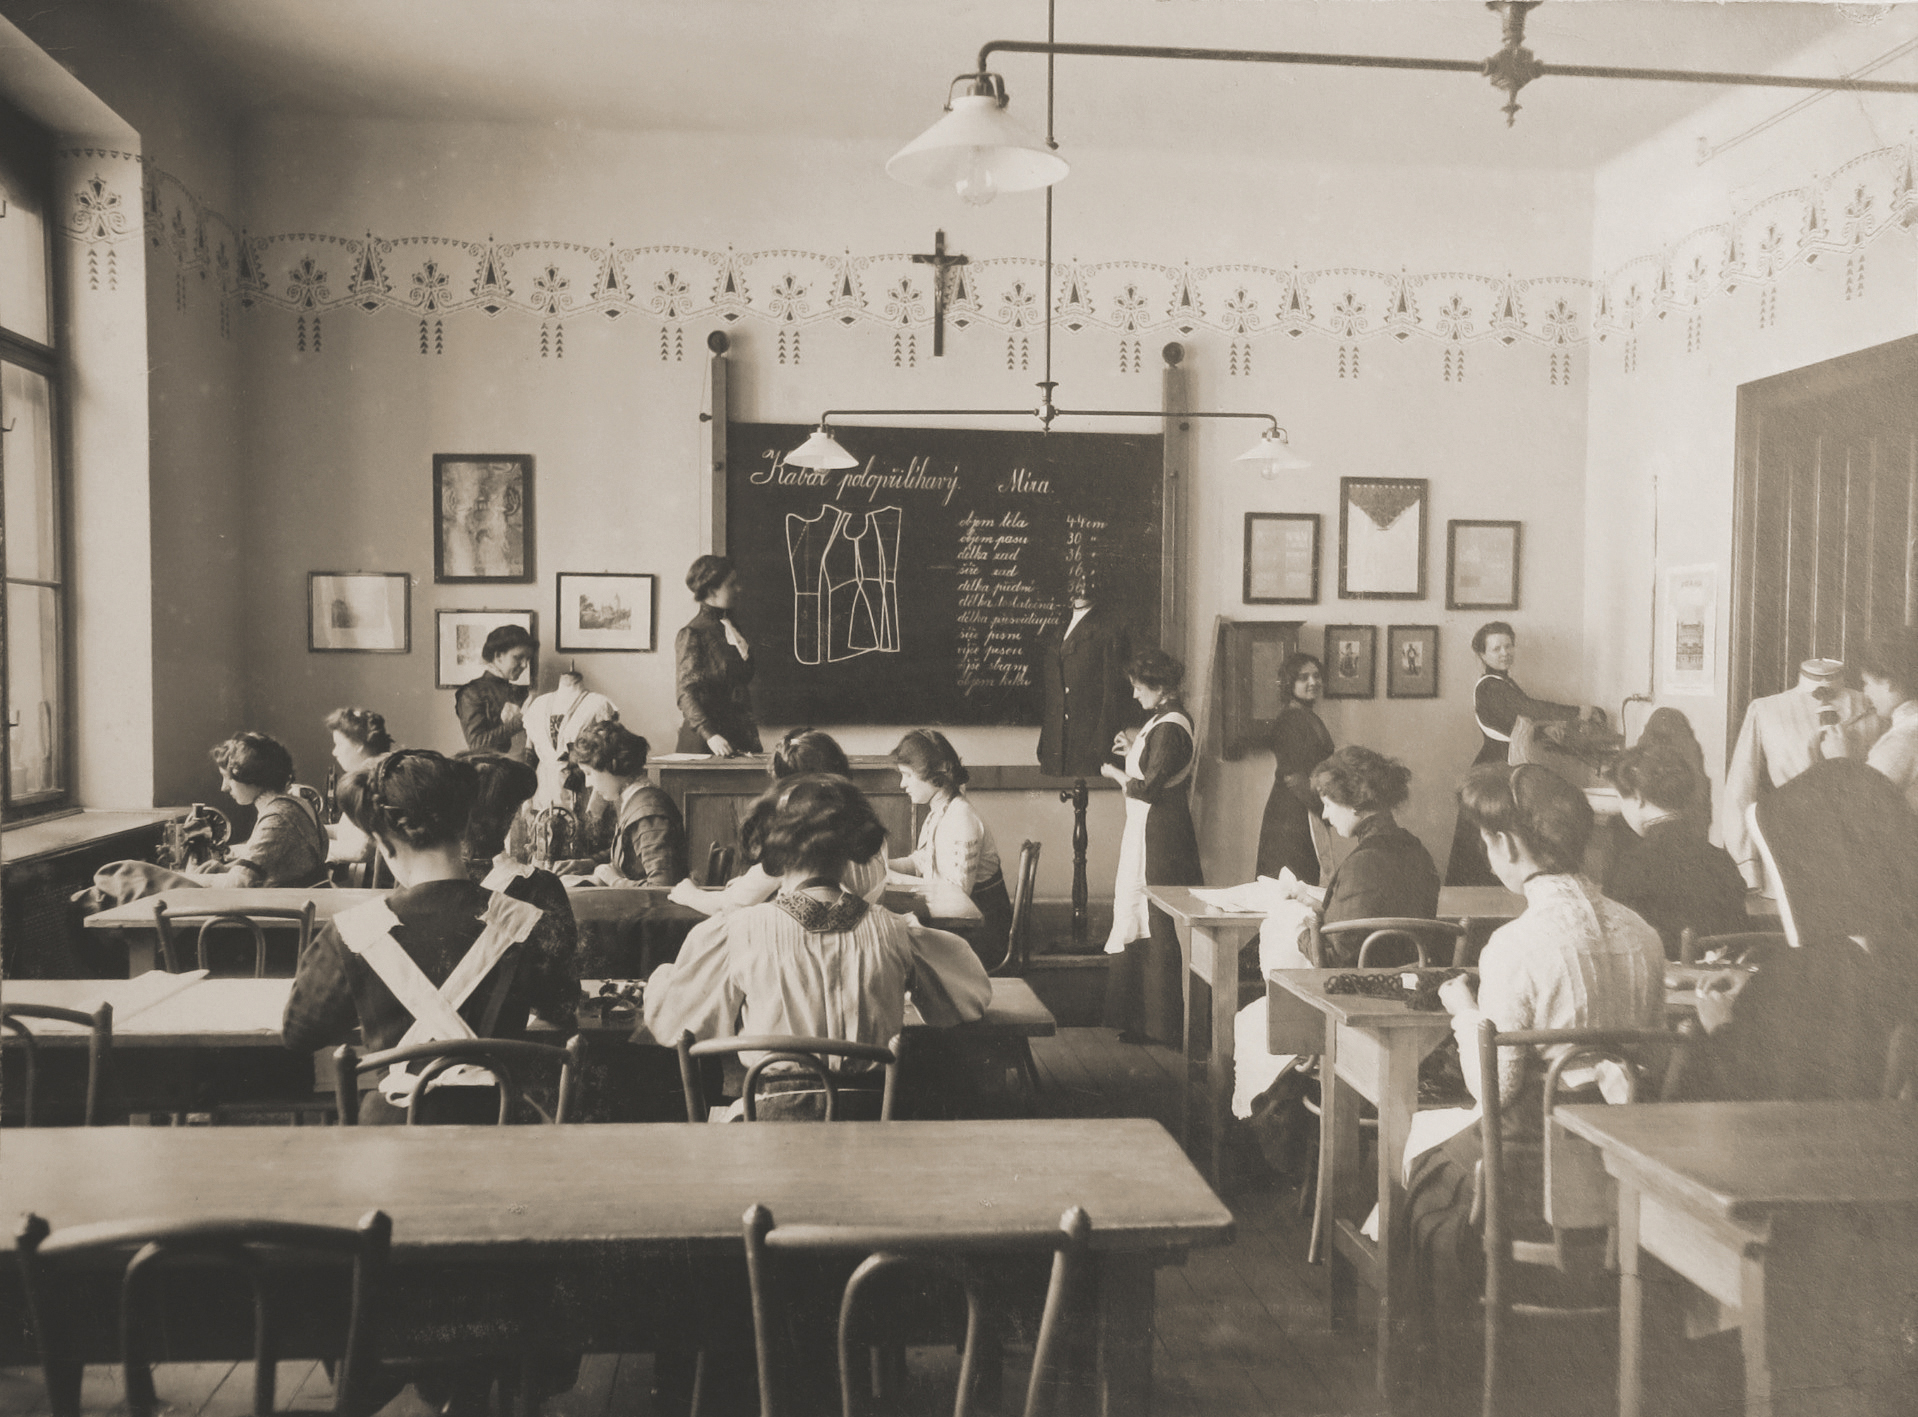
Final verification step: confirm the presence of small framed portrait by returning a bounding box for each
[307,572,410,653]
[1446,520,1522,611]
[434,454,534,583]
[1386,625,1440,699]
[1339,477,1428,600]
[557,573,658,652]
[1243,512,1320,605]
[1323,625,1378,699]
[436,609,536,689]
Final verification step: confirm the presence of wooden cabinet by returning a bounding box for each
[1217,620,1303,760]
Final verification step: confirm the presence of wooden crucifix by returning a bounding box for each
[910,229,968,357]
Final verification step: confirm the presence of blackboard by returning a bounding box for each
[726,422,1164,726]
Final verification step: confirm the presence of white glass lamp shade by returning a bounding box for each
[785,427,861,470]
[1235,429,1311,478]
[885,94,1069,203]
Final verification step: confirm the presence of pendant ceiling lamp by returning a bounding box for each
[883,75,1069,206]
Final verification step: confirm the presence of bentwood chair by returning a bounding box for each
[14,1209,392,1417]
[1313,917,1469,971]
[743,1204,1090,1417]
[989,840,1042,977]
[0,1003,114,1127]
[1471,1021,1694,1417]
[333,1036,581,1125]
[703,843,738,888]
[677,1033,901,1122]
[151,900,317,976]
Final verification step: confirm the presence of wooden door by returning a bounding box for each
[1730,335,1918,759]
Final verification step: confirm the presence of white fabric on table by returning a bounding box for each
[1229,893,1319,1118]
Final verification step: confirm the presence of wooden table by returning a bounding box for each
[1144,885,1268,1188]
[1556,1101,1918,1417]
[0,1119,1231,1417]
[1267,968,1457,1397]
[84,882,982,976]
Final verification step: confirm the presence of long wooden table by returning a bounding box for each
[0,1119,1230,1417]
[83,881,982,977]
[1556,1101,1918,1417]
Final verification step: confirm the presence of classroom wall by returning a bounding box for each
[204,114,1592,892]
[1582,11,1918,828]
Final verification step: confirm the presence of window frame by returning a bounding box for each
[1,99,76,824]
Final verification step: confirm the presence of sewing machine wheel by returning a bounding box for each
[193,807,232,851]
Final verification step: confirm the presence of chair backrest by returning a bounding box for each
[1,1004,113,1127]
[678,1032,900,1122]
[151,901,317,977]
[1319,916,1467,970]
[704,842,738,888]
[743,1203,1089,1417]
[333,1036,581,1125]
[14,1209,390,1417]
[990,840,1042,977]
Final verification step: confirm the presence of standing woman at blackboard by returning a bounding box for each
[1101,649,1203,1046]
[1255,653,1333,883]
[675,555,762,757]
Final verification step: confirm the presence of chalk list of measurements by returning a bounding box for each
[955,509,1112,699]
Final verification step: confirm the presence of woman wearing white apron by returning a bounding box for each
[1100,649,1203,1046]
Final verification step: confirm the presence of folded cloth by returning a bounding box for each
[1229,897,1320,1119]
[85,861,206,911]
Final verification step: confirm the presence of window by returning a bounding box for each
[1,100,69,819]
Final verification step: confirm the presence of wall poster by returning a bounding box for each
[1662,563,1717,697]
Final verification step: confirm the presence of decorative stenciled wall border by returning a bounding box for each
[57,136,1918,367]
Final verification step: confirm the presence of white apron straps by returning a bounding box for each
[1473,673,1511,744]
[1104,710,1195,955]
[334,892,544,1102]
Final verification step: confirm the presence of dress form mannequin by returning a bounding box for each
[1724,658,1881,888]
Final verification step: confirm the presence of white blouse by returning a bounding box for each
[899,792,1001,893]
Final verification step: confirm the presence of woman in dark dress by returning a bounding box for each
[674,554,761,757]
[1101,649,1203,1046]
[1307,746,1441,965]
[1444,621,1588,886]
[1256,652,1334,882]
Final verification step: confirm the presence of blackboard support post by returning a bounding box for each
[1059,777,1091,946]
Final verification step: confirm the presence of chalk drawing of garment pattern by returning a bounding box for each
[785,507,837,666]
[823,506,903,662]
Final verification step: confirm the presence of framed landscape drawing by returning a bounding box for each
[1338,477,1428,600]
[557,572,657,652]
[307,572,410,653]
[1323,624,1377,699]
[436,610,536,689]
[1386,625,1440,699]
[1447,519,1522,610]
[434,454,534,583]
[1243,512,1320,605]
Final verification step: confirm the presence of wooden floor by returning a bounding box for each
[0,1027,1740,1417]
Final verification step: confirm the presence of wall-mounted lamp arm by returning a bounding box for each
[817,408,1036,427]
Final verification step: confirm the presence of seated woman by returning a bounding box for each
[322,707,393,866]
[642,773,991,1116]
[1306,746,1441,966]
[1405,764,1664,1382]
[1605,741,1748,959]
[282,749,578,1125]
[888,729,1014,970]
[85,732,329,907]
[668,728,887,916]
[553,720,688,887]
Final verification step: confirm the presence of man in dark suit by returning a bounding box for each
[1036,582,1137,778]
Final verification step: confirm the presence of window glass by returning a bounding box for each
[2,362,57,581]
[6,582,63,799]
[0,140,50,347]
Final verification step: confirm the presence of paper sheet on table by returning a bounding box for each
[1229,895,1320,1118]
[1190,869,1321,915]
[651,753,715,762]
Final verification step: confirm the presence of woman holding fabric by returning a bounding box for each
[1101,648,1203,1046]
[1256,652,1334,882]
[1444,621,1590,886]
[1308,746,1440,963]
[674,554,761,757]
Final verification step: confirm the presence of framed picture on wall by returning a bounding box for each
[1243,512,1320,605]
[1386,625,1440,699]
[1446,519,1522,610]
[436,609,537,689]
[1323,625,1377,699]
[434,454,534,583]
[307,572,410,653]
[556,573,657,652]
[1338,477,1428,600]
